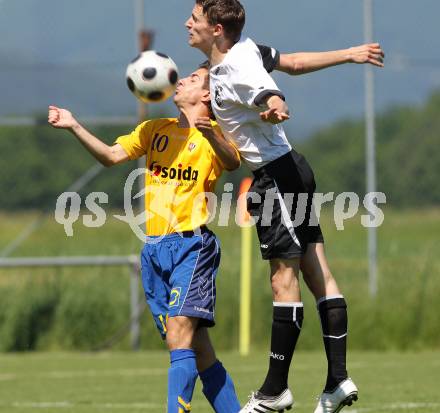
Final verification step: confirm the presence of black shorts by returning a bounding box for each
[247,150,324,260]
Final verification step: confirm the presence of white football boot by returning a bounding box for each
[240,388,294,412]
[313,378,358,413]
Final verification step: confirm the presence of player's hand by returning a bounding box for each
[260,95,290,125]
[195,117,215,140]
[348,43,385,67]
[260,95,290,124]
[260,107,290,124]
[48,105,78,129]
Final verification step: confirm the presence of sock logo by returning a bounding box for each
[178,396,191,412]
[270,352,285,361]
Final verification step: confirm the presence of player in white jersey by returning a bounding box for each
[209,37,291,169]
[186,1,384,413]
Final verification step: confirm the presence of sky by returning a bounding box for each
[0,0,439,138]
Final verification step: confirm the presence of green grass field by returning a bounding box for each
[1,208,439,352]
[0,351,439,413]
[0,209,439,412]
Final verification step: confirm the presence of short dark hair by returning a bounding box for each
[196,0,245,43]
[198,60,210,72]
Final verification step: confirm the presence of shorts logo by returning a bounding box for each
[260,244,269,249]
[198,277,211,301]
[194,306,210,314]
[169,287,181,308]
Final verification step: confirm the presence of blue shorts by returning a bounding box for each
[140,228,221,338]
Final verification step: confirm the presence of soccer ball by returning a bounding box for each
[126,51,179,103]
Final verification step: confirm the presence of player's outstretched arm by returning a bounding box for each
[276,43,385,75]
[47,105,130,167]
[195,117,241,171]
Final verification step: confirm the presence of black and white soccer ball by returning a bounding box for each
[126,51,179,103]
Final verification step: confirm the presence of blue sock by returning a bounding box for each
[199,360,241,413]
[168,349,198,413]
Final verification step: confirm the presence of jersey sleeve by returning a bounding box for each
[257,44,280,73]
[210,124,240,174]
[115,120,154,160]
[210,124,225,176]
[232,59,285,109]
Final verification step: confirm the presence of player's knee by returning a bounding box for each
[166,318,196,350]
[270,271,300,299]
[192,328,217,371]
[166,328,193,350]
[305,268,340,299]
[321,268,335,285]
[194,346,216,372]
[316,268,339,294]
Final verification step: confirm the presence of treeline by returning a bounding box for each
[297,90,440,207]
[1,90,439,210]
[0,123,135,210]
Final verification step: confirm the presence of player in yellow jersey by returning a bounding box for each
[115,115,226,237]
[48,65,242,413]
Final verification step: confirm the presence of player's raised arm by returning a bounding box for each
[195,117,241,171]
[47,105,130,167]
[275,43,385,75]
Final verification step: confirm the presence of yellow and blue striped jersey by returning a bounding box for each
[116,118,224,236]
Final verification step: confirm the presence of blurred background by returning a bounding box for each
[0,1,439,412]
[1,0,440,136]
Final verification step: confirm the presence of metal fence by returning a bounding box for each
[0,255,143,350]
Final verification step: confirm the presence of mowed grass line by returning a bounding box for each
[0,351,439,413]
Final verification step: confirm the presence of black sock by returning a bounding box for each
[259,303,304,396]
[318,296,349,392]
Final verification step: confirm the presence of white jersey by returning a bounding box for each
[209,37,292,170]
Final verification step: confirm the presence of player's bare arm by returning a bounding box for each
[276,42,385,75]
[259,95,290,124]
[48,105,130,167]
[194,116,240,171]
